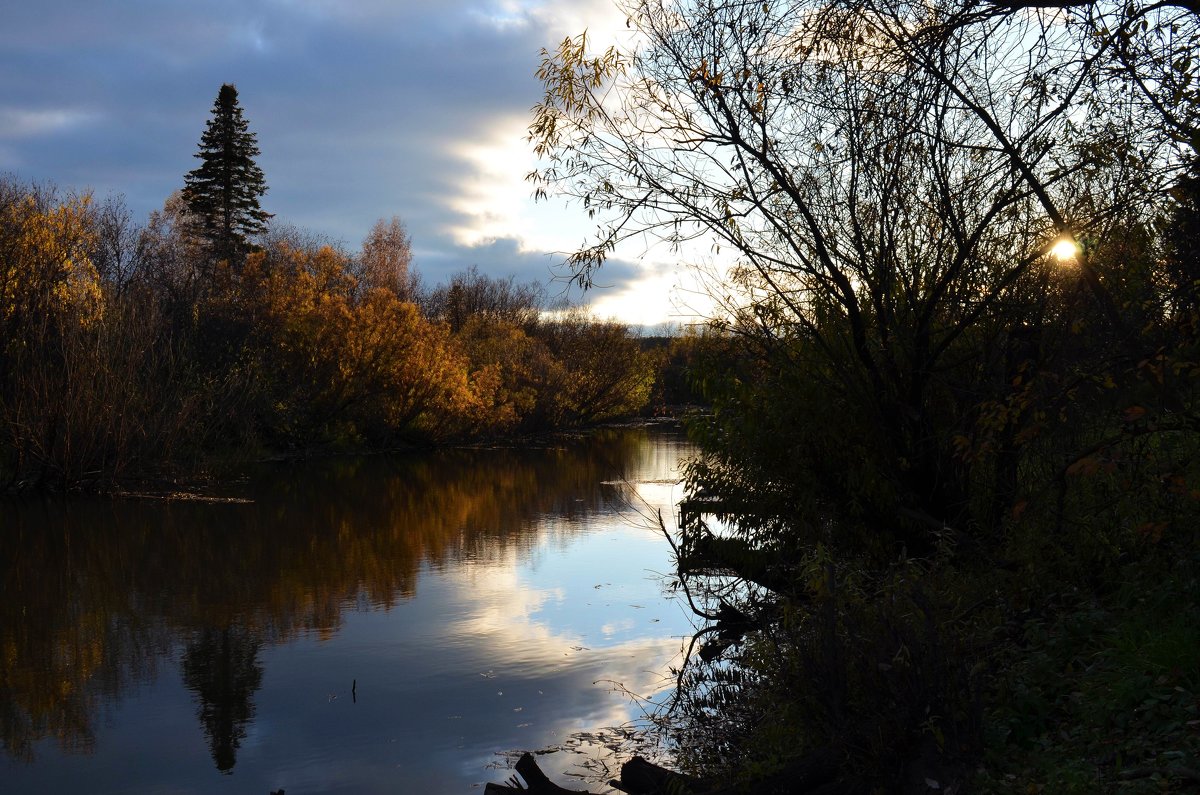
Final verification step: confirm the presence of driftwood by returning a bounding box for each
[677,532,803,600]
[483,753,698,795]
[483,747,846,795]
[611,756,703,794]
[483,753,596,795]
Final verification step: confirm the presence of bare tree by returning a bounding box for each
[529,0,1187,536]
[427,266,545,332]
[134,192,210,310]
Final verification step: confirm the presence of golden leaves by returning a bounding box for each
[529,31,626,159]
[0,191,102,334]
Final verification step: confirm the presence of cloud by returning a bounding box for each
[0,106,98,138]
[410,235,655,313]
[0,0,697,326]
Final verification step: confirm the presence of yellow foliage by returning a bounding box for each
[0,192,102,340]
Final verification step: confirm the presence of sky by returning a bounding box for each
[0,0,713,329]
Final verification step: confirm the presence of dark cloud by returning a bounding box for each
[412,235,643,302]
[418,236,557,284]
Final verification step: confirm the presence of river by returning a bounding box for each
[0,425,696,794]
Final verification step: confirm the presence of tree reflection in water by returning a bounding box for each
[0,428,666,771]
[181,626,264,772]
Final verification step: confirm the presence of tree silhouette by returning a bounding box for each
[182,84,271,263]
[1165,157,1200,325]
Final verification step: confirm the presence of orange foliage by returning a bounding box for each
[220,244,490,444]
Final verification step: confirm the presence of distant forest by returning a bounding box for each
[0,86,712,491]
[0,172,721,492]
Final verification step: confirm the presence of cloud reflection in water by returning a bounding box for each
[0,426,696,794]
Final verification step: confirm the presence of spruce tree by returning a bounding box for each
[182,84,271,262]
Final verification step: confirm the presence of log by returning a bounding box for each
[677,534,803,598]
[612,756,703,794]
[483,753,597,795]
[483,746,844,795]
[483,753,699,795]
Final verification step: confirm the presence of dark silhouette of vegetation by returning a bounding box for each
[182,84,271,263]
[640,329,734,410]
[182,626,263,773]
[532,0,1200,790]
[427,264,546,333]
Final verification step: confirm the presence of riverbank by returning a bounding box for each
[578,535,1199,794]
[46,414,694,502]
[2,177,674,495]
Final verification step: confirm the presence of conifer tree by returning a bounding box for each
[182,84,271,262]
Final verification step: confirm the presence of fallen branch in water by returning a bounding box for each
[483,748,846,795]
[484,753,595,795]
[484,752,699,795]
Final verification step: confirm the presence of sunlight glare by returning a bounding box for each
[1051,237,1079,262]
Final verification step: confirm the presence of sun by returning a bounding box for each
[1051,237,1079,262]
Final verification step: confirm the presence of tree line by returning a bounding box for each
[0,84,671,492]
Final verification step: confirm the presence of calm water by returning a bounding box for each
[0,426,696,794]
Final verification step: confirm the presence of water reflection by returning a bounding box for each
[0,426,693,791]
[182,627,264,773]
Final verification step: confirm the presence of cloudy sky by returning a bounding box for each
[0,0,711,328]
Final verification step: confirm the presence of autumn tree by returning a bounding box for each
[0,178,200,489]
[0,181,101,346]
[537,309,659,425]
[359,216,415,299]
[182,84,271,264]
[217,242,489,447]
[455,306,658,432]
